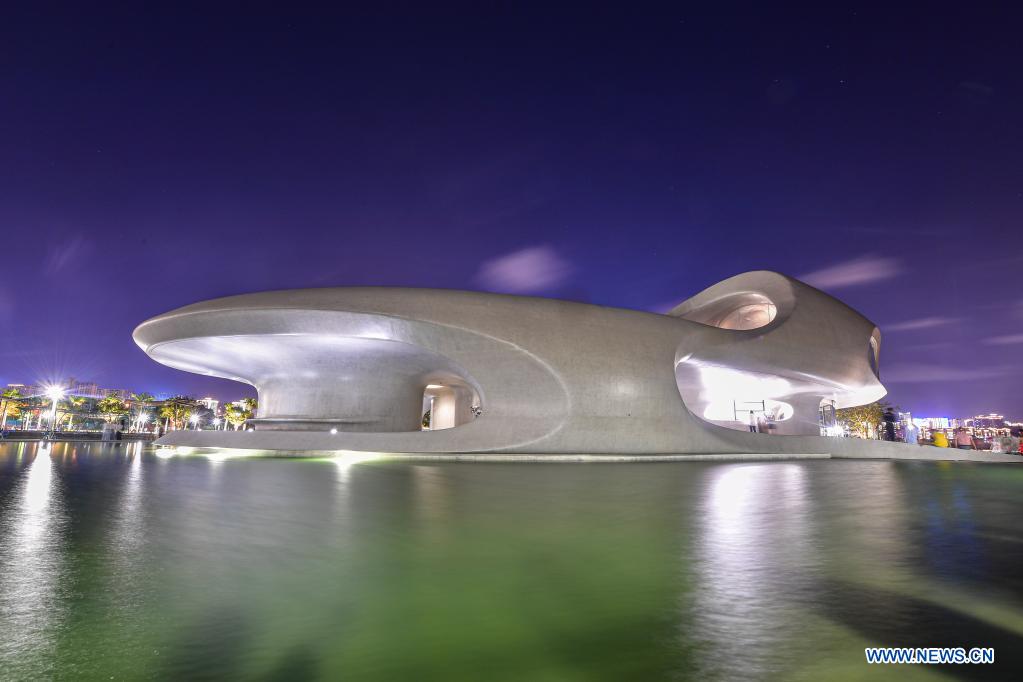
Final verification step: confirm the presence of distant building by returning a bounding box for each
[913,417,951,430]
[969,413,1006,429]
[913,414,1013,442]
[102,388,131,400]
[8,379,132,402]
[197,397,219,413]
[66,378,102,397]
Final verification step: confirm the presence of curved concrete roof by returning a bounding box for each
[135,271,887,455]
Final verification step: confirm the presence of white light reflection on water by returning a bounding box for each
[412,464,452,524]
[110,442,147,568]
[836,461,910,579]
[332,451,383,478]
[690,463,812,679]
[0,443,69,673]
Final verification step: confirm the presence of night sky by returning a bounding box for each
[2,5,1020,417]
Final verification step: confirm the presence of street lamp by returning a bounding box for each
[211,417,221,430]
[137,411,150,432]
[44,385,64,440]
[189,412,201,430]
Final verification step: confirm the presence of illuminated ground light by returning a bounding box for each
[154,445,385,463]
[332,450,385,465]
[154,447,177,459]
[190,447,264,462]
[298,451,388,469]
[203,449,253,463]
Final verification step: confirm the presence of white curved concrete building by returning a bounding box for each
[134,271,892,457]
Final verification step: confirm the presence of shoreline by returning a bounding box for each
[4,438,1020,463]
[156,445,1023,464]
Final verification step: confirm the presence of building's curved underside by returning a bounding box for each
[134,271,891,456]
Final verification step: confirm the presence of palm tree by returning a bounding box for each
[34,397,51,430]
[96,395,129,424]
[159,396,193,431]
[130,393,155,431]
[225,398,257,431]
[224,404,246,430]
[61,395,87,430]
[1,387,23,431]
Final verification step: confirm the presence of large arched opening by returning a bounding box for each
[676,360,798,434]
[421,382,479,431]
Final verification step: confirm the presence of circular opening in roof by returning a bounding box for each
[715,301,777,330]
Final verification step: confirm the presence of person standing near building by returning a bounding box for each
[992,430,1018,454]
[882,408,896,441]
[748,410,758,433]
[954,427,975,450]
[903,419,919,445]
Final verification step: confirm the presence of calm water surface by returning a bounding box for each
[1,442,1022,680]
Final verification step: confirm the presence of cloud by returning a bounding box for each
[45,235,92,275]
[984,333,1023,346]
[475,245,573,294]
[883,363,1013,383]
[884,317,958,332]
[903,341,955,352]
[799,255,901,290]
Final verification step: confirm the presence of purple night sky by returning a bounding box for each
[1,5,1020,418]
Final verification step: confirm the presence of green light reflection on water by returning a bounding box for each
[1,443,1022,680]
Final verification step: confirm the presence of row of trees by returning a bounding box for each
[0,388,257,432]
[150,396,256,430]
[1,387,23,430]
[0,389,160,431]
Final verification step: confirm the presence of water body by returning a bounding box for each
[1,442,1021,680]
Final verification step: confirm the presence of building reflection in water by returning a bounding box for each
[921,470,983,584]
[0,444,69,672]
[689,463,811,679]
[820,461,910,585]
[411,464,453,526]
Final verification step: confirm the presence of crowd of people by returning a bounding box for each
[923,427,1023,454]
[883,407,1022,453]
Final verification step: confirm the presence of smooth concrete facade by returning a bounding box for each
[135,271,905,456]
